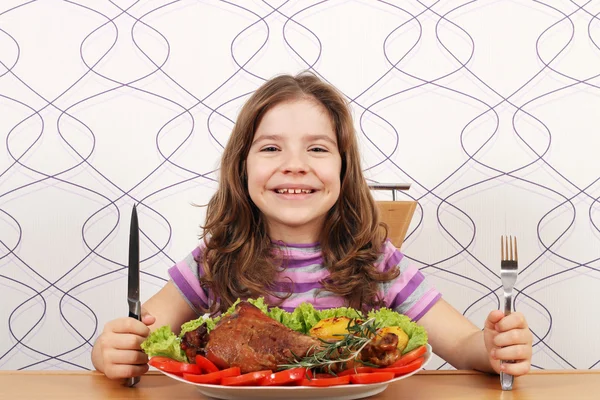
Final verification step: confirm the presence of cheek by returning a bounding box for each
[325,159,342,190]
[246,160,270,194]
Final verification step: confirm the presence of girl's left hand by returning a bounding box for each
[484,310,533,376]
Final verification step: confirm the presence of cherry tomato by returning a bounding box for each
[221,370,272,386]
[195,355,219,373]
[260,368,307,386]
[299,375,350,387]
[350,372,394,384]
[183,367,241,384]
[391,345,427,367]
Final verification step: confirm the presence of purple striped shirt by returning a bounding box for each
[168,240,441,321]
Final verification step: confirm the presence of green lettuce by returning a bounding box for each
[267,306,303,332]
[289,302,321,334]
[140,325,187,363]
[179,317,216,338]
[317,306,364,321]
[247,297,269,314]
[368,307,428,354]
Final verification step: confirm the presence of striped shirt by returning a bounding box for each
[168,240,441,321]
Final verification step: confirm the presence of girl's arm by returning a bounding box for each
[142,280,200,334]
[417,299,493,372]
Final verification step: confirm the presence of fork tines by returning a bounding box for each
[501,236,518,265]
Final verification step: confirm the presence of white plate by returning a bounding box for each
[157,344,432,400]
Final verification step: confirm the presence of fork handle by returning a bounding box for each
[500,292,514,390]
[503,292,512,316]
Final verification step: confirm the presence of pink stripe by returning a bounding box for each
[277,295,346,310]
[176,260,208,305]
[382,266,419,305]
[278,269,330,283]
[405,288,439,320]
[374,240,402,271]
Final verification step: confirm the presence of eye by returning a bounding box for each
[261,146,279,152]
[309,147,328,153]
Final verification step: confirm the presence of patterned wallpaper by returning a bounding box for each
[0,0,599,371]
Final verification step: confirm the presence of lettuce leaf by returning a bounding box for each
[267,306,303,332]
[179,316,215,338]
[317,306,364,321]
[247,297,269,314]
[290,302,321,334]
[140,325,187,363]
[367,307,428,354]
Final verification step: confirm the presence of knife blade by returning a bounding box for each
[125,204,141,388]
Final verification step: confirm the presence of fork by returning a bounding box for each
[500,235,518,391]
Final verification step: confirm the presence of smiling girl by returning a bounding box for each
[91,72,533,380]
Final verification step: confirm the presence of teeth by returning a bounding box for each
[276,189,314,194]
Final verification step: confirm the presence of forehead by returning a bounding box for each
[254,98,336,140]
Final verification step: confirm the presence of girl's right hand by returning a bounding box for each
[92,309,156,379]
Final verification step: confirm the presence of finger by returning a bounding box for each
[107,349,149,365]
[493,344,531,362]
[105,363,149,380]
[484,310,505,330]
[141,315,156,326]
[112,333,148,351]
[493,329,531,347]
[140,307,156,326]
[495,312,528,332]
[499,360,531,377]
[107,318,151,336]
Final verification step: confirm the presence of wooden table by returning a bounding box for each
[1,370,598,399]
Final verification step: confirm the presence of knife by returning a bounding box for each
[125,204,141,388]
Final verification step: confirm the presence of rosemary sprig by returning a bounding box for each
[278,318,380,375]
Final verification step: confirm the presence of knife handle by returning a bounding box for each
[128,301,141,321]
[124,301,142,388]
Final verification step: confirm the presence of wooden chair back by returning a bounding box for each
[376,200,417,248]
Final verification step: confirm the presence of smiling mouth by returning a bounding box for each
[274,188,316,194]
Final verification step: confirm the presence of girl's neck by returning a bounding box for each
[267,221,321,245]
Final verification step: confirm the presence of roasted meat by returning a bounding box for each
[360,332,401,366]
[204,302,321,373]
[180,323,209,362]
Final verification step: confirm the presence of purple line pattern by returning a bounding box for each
[0,0,599,371]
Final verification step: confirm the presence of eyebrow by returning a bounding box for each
[252,134,337,146]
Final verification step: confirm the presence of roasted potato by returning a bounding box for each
[309,317,357,340]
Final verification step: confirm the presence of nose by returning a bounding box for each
[281,151,308,174]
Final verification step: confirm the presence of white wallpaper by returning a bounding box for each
[0,0,599,371]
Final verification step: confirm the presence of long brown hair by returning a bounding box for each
[199,72,398,314]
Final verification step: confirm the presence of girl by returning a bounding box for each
[91,72,533,379]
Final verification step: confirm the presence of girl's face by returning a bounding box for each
[246,98,342,244]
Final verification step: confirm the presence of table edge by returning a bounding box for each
[1,369,598,376]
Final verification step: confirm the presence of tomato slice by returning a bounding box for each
[148,357,201,375]
[392,345,427,367]
[179,363,203,375]
[350,372,394,384]
[195,355,219,373]
[337,367,375,377]
[221,370,272,386]
[299,375,350,387]
[260,368,307,386]
[183,367,241,384]
[380,357,424,376]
